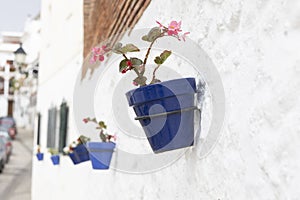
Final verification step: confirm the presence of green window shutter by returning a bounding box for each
[37,113,41,145]
[47,107,57,148]
[58,102,69,153]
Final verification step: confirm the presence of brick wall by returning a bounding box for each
[83,0,151,57]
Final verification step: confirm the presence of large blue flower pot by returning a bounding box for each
[87,142,115,170]
[69,144,90,165]
[126,78,197,153]
[36,153,44,161]
[50,155,60,165]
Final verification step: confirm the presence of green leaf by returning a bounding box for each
[142,35,149,42]
[99,121,107,129]
[142,27,162,42]
[119,59,128,72]
[154,50,172,65]
[152,79,161,84]
[154,56,162,65]
[130,57,143,67]
[160,50,172,63]
[119,44,140,54]
[112,42,123,54]
[78,135,90,144]
[133,76,147,86]
[48,148,58,155]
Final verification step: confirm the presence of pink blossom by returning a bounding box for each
[90,55,98,63]
[112,134,117,141]
[182,32,190,41]
[90,45,108,63]
[133,81,138,86]
[99,55,104,61]
[92,47,101,54]
[167,21,182,36]
[101,45,107,51]
[83,118,88,123]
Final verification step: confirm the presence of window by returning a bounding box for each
[58,101,69,153]
[47,107,57,148]
[36,113,41,145]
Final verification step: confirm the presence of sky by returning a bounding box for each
[0,0,41,32]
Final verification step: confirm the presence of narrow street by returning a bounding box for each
[0,128,33,200]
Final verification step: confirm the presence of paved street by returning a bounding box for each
[0,128,33,200]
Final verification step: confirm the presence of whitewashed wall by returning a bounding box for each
[32,0,300,199]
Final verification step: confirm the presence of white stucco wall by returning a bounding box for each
[32,0,300,199]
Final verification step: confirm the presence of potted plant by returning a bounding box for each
[64,135,90,165]
[83,118,116,170]
[90,21,197,153]
[36,146,44,161]
[48,148,60,165]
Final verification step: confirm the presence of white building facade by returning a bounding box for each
[0,32,21,117]
[32,0,300,199]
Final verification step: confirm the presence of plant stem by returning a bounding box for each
[150,64,161,84]
[122,53,129,60]
[141,35,163,76]
[132,68,140,76]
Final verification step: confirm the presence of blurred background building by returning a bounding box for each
[0,15,40,130]
[27,0,300,199]
[0,32,21,117]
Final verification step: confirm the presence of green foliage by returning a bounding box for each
[119,57,143,72]
[113,43,140,54]
[130,57,143,67]
[112,42,122,53]
[119,59,128,72]
[78,135,90,144]
[98,121,107,129]
[99,131,107,143]
[154,50,172,65]
[48,148,59,155]
[151,79,161,84]
[142,27,162,42]
[133,76,147,86]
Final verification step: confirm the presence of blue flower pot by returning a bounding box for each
[36,153,44,161]
[126,78,197,153]
[69,144,90,165]
[50,155,60,165]
[87,142,115,170]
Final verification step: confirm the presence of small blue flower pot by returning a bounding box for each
[36,153,44,161]
[50,155,60,165]
[87,142,115,170]
[126,78,197,153]
[69,144,90,165]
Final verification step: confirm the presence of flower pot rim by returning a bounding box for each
[126,77,196,106]
[87,142,116,150]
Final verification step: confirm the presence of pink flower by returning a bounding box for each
[112,134,117,141]
[167,21,182,36]
[182,32,190,41]
[83,118,88,123]
[133,81,138,86]
[90,55,98,63]
[92,47,101,54]
[90,45,108,63]
[99,55,104,61]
